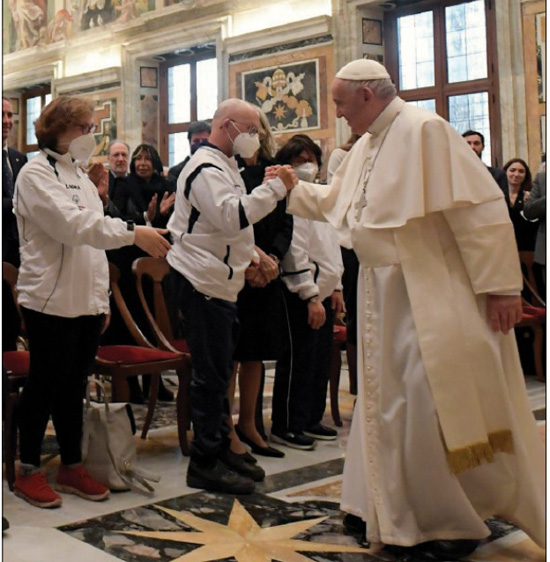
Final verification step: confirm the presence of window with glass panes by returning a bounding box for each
[385,0,501,167]
[159,52,217,167]
[22,88,52,158]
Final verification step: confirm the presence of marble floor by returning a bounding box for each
[2,367,546,562]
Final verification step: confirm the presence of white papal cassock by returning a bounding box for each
[287,97,545,548]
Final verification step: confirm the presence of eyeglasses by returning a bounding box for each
[230,120,258,136]
[76,123,97,134]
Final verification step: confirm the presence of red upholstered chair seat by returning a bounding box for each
[522,306,546,318]
[97,345,179,364]
[3,350,30,377]
[333,325,347,344]
[169,339,190,354]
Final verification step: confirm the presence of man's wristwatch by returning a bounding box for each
[126,220,135,232]
[307,295,320,303]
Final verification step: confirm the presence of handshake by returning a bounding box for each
[263,165,298,192]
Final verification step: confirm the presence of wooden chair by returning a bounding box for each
[329,325,347,427]
[94,263,188,444]
[132,257,192,455]
[516,251,545,382]
[2,262,30,490]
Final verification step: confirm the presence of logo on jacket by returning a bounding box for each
[72,194,85,209]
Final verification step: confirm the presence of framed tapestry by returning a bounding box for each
[230,42,336,174]
[242,59,320,134]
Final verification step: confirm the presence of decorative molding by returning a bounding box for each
[225,15,332,58]
[55,68,122,95]
[229,35,333,64]
[121,16,227,57]
[3,63,57,91]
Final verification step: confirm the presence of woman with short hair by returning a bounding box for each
[13,95,170,509]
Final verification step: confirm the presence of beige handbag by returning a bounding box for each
[82,380,160,494]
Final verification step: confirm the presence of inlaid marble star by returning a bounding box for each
[120,499,368,562]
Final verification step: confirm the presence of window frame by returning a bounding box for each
[21,87,51,154]
[384,0,502,166]
[158,52,216,165]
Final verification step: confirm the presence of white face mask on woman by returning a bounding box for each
[228,121,260,159]
[67,133,96,164]
[294,162,318,183]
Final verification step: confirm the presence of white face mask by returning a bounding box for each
[294,162,318,182]
[228,122,260,159]
[68,133,96,164]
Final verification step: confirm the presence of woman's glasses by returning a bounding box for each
[76,123,97,134]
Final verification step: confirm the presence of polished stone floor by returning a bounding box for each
[2,367,546,562]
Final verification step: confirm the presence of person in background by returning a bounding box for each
[12,95,170,509]
[462,130,507,191]
[167,98,296,495]
[502,158,538,252]
[2,96,28,352]
[327,133,361,396]
[286,59,544,559]
[269,133,344,451]
[107,140,130,198]
[2,96,27,268]
[113,143,176,228]
[523,161,546,293]
[87,139,130,219]
[231,106,291,460]
[106,143,176,403]
[167,120,212,186]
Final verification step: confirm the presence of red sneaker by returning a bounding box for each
[14,471,62,508]
[55,465,110,501]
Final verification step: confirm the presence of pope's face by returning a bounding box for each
[331,79,371,135]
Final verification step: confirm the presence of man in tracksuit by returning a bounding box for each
[167,99,296,494]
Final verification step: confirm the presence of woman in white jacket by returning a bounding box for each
[12,96,170,509]
[270,134,344,450]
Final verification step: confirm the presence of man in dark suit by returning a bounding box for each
[107,139,130,200]
[3,96,28,351]
[3,97,27,267]
[89,139,129,218]
[166,120,211,187]
[462,130,507,191]
[524,165,546,292]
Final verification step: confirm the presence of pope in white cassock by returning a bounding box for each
[286,59,545,561]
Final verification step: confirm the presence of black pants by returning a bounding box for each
[18,307,102,467]
[171,269,238,464]
[271,289,334,434]
[2,280,19,351]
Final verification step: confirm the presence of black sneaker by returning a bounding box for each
[219,450,265,482]
[186,458,255,494]
[270,430,316,450]
[304,423,338,441]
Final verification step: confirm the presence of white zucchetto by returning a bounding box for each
[336,59,391,81]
